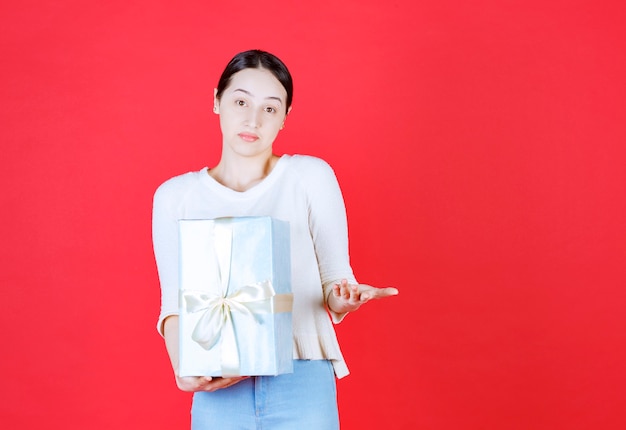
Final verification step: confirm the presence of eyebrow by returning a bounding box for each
[232,88,283,105]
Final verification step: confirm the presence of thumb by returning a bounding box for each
[374,287,399,298]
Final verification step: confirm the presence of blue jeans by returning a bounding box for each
[191,359,339,429]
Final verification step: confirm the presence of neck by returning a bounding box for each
[209,153,279,192]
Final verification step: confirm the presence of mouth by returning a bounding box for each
[238,132,259,142]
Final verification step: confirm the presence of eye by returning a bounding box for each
[235,99,246,107]
[264,106,277,114]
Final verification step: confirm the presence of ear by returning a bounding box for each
[213,88,219,114]
[280,106,291,129]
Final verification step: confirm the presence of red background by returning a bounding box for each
[2,1,625,429]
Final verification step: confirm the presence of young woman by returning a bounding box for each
[152,49,398,429]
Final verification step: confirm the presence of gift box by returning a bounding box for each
[178,216,293,377]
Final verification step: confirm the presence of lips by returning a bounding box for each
[238,132,259,142]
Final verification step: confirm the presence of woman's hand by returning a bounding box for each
[328,279,399,314]
[175,375,249,392]
[164,316,249,393]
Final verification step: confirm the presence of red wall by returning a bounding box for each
[2,1,625,428]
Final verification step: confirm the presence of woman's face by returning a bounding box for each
[215,67,289,159]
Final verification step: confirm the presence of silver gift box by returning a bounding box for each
[178,216,293,377]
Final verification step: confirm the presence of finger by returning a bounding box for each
[371,287,399,299]
[205,376,248,392]
[333,280,347,298]
[203,378,229,392]
[195,376,214,390]
[381,287,399,296]
[341,280,351,300]
[177,375,214,392]
[350,284,361,302]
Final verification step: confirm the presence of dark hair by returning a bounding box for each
[215,49,293,110]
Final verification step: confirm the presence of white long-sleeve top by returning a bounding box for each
[152,154,357,378]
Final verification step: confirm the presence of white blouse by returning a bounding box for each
[152,154,357,378]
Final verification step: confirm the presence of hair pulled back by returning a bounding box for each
[215,49,293,110]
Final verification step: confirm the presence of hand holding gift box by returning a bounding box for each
[178,216,294,377]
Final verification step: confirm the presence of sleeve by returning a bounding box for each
[152,180,183,336]
[302,157,358,323]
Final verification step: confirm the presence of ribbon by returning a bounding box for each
[181,219,293,376]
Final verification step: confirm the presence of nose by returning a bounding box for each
[245,108,261,128]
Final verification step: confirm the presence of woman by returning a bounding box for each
[152,49,398,429]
